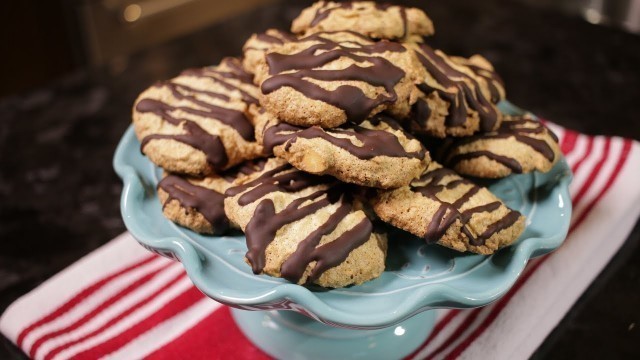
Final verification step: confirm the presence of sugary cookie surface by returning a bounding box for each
[373,162,525,254]
[133,57,262,176]
[224,158,387,288]
[157,159,267,234]
[256,111,430,189]
[291,1,434,41]
[437,115,561,178]
[407,44,505,138]
[242,29,296,76]
[255,31,423,128]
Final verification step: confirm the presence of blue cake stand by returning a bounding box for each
[114,103,572,360]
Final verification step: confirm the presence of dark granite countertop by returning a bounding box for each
[1,0,639,358]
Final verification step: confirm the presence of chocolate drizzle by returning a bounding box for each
[309,2,409,39]
[181,65,258,105]
[261,32,407,124]
[245,30,297,53]
[449,151,523,173]
[399,7,408,38]
[288,217,372,283]
[411,98,432,129]
[136,60,258,172]
[245,190,331,273]
[227,164,373,284]
[255,30,296,45]
[158,174,229,234]
[443,117,557,173]
[262,115,426,160]
[413,44,503,132]
[139,107,228,171]
[221,158,268,183]
[310,2,352,27]
[466,63,504,103]
[411,166,521,246]
[374,3,408,38]
[141,86,254,141]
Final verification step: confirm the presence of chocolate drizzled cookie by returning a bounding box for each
[438,115,561,178]
[256,31,423,128]
[157,159,267,234]
[256,111,430,188]
[224,158,387,287]
[242,29,297,77]
[291,1,434,41]
[373,162,525,254]
[133,57,262,176]
[129,0,552,287]
[407,43,505,138]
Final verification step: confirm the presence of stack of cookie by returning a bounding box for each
[132,1,561,288]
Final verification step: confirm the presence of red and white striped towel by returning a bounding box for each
[2,123,639,360]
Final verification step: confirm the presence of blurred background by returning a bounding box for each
[1,0,639,359]
[1,0,277,96]
[2,0,640,97]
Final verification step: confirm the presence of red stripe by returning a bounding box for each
[424,254,538,360]
[407,126,580,358]
[415,132,609,358]
[569,139,633,232]
[559,130,578,155]
[145,307,272,360]
[571,138,612,208]
[423,310,483,360]
[16,254,158,348]
[569,136,595,176]
[68,285,205,360]
[411,258,543,359]
[407,126,582,359]
[28,261,173,358]
[17,126,633,360]
[442,138,632,359]
[43,271,187,360]
[112,132,584,360]
[443,258,548,359]
[404,310,462,359]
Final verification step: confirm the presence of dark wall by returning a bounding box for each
[0,0,76,97]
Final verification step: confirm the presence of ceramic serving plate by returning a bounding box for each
[114,102,572,330]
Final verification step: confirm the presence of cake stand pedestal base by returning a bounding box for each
[232,308,435,360]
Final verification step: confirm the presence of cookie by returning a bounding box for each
[291,1,434,41]
[438,115,561,178]
[256,31,423,128]
[256,111,430,188]
[157,159,267,234]
[407,43,505,138]
[224,158,387,288]
[372,162,525,254]
[133,57,263,176]
[242,29,297,78]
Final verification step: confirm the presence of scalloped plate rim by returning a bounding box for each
[114,101,572,328]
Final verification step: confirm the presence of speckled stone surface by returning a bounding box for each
[1,0,639,358]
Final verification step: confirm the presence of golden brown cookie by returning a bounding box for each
[255,31,423,128]
[438,115,561,178]
[224,158,387,288]
[291,1,434,41]
[255,111,430,189]
[133,57,263,176]
[157,159,268,234]
[372,162,525,254]
[242,29,297,78]
[407,43,505,138]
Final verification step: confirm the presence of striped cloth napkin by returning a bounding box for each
[2,122,640,360]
